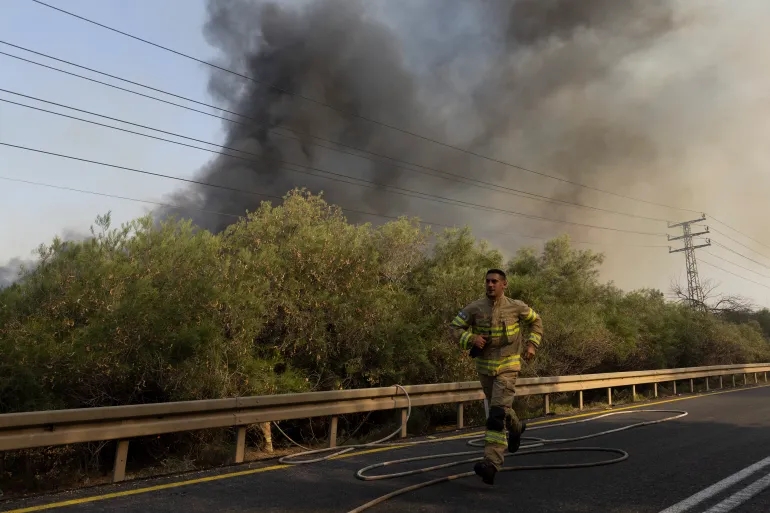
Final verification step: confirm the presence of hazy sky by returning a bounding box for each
[1,0,769,309]
[1,0,218,257]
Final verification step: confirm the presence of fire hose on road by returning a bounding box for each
[275,385,688,513]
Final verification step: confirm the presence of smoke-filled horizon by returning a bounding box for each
[161,0,689,232]
[3,0,769,305]
[155,0,770,299]
[160,0,766,228]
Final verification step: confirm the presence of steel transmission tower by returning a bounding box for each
[668,215,711,310]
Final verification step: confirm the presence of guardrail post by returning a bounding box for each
[401,409,407,438]
[733,375,736,387]
[720,376,723,389]
[607,388,612,406]
[654,383,658,398]
[235,427,247,463]
[544,394,550,415]
[456,403,464,429]
[631,385,636,401]
[260,422,273,453]
[705,377,709,391]
[765,372,767,383]
[673,381,677,394]
[690,379,694,393]
[579,390,584,410]
[744,374,748,385]
[755,373,758,384]
[329,416,338,448]
[112,440,129,483]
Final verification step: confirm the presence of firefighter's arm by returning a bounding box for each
[449,306,477,350]
[519,302,543,350]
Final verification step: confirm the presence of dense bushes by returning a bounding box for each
[2,189,769,415]
[1,189,768,491]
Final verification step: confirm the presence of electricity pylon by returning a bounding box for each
[668,215,711,310]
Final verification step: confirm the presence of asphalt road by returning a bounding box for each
[3,384,770,513]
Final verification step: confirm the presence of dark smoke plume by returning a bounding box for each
[159,0,770,298]
[162,0,680,235]
[163,0,437,232]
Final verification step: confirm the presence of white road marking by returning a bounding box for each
[658,455,770,513]
[702,471,770,513]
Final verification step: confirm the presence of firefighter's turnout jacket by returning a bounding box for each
[450,295,543,376]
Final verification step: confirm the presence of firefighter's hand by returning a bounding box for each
[472,335,487,349]
[523,344,536,362]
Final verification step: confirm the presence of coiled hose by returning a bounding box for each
[275,385,688,512]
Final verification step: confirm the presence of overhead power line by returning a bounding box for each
[26,0,703,216]
[0,142,455,228]
[699,258,770,292]
[710,240,770,271]
[0,175,669,250]
[0,175,243,220]
[0,142,288,202]
[0,94,450,202]
[708,215,770,252]
[0,45,671,224]
[0,98,668,237]
[709,227,770,264]
[704,250,770,280]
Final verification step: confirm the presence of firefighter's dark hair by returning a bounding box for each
[486,269,507,280]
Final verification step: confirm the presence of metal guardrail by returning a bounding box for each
[1,363,768,482]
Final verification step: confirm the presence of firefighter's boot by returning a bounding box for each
[474,460,497,485]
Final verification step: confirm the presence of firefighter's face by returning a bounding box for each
[485,273,506,298]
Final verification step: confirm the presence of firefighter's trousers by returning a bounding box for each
[479,370,523,470]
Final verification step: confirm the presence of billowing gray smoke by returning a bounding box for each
[160,0,770,298]
[0,258,31,289]
[164,0,680,234]
[0,229,90,289]
[163,0,437,232]
[467,0,676,175]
